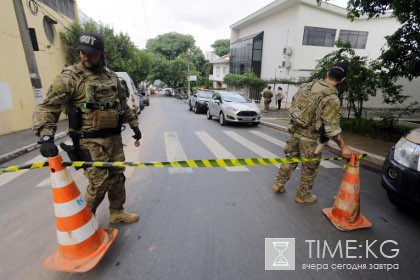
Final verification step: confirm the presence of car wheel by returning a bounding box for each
[194,104,199,114]
[207,109,212,120]
[189,101,193,111]
[219,112,226,126]
[251,122,259,126]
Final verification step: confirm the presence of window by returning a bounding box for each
[43,16,55,44]
[230,32,264,77]
[339,30,368,49]
[40,0,76,20]
[216,67,220,77]
[302,26,336,47]
[223,67,227,75]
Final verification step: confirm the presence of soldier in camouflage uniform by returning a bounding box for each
[262,86,273,112]
[33,32,141,223]
[272,62,352,203]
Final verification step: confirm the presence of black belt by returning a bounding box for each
[70,128,120,140]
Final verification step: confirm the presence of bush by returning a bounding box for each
[340,118,412,142]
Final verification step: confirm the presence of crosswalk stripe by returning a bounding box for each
[249,130,341,169]
[164,132,193,174]
[223,131,281,168]
[195,131,248,172]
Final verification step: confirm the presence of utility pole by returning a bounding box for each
[13,0,43,104]
[187,62,191,98]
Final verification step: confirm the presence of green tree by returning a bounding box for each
[317,0,420,81]
[211,39,230,56]
[60,21,152,85]
[145,32,195,60]
[310,40,406,123]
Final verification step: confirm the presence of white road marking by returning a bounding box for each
[249,130,341,168]
[223,131,281,168]
[165,132,193,174]
[195,131,248,171]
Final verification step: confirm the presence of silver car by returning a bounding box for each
[207,91,261,126]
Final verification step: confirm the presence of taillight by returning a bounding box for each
[131,95,135,108]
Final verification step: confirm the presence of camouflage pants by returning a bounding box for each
[275,133,321,197]
[264,100,271,111]
[80,134,126,213]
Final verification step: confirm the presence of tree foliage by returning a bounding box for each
[145,32,195,60]
[145,33,210,89]
[60,21,151,85]
[318,0,420,80]
[310,40,406,121]
[211,39,230,57]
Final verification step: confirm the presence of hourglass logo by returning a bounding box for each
[265,238,295,270]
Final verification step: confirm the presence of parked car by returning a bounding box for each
[188,90,213,114]
[137,90,150,107]
[162,88,173,96]
[381,128,420,209]
[116,72,140,115]
[207,91,261,126]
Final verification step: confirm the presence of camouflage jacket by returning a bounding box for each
[262,89,273,100]
[33,62,139,138]
[292,79,342,139]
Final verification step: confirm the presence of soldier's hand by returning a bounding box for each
[341,144,352,159]
[40,141,59,157]
[132,126,142,140]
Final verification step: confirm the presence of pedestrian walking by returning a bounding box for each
[272,62,352,203]
[276,86,285,110]
[32,32,142,223]
[261,86,273,112]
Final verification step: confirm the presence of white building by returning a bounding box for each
[229,0,420,108]
[209,54,230,89]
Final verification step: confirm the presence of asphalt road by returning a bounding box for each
[0,93,419,280]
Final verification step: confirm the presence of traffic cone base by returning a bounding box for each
[44,155,118,272]
[322,153,372,231]
[44,227,117,272]
[322,207,372,231]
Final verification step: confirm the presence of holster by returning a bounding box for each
[314,134,329,155]
[60,141,92,170]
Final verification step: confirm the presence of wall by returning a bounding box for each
[0,1,73,136]
[230,0,419,109]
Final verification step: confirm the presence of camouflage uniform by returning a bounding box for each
[274,79,342,198]
[262,89,273,111]
[33,62,139,213]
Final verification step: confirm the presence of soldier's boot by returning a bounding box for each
[295,194,317,204]
[109,209,140,224]
[272,179,285,193]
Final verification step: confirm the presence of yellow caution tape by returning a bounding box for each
[0,154,367,174]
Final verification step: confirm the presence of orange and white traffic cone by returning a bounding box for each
[322,152,372,231]
[43,155,118,272]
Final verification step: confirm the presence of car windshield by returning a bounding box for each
[197,91,212,98]
[222,93,250,103]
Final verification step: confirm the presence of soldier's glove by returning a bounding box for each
[132,126,142,140]
[38,136,59,158]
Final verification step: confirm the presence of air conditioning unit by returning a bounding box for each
[281,60,291,68]
[282,47,292,55]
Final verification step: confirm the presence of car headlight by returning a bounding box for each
[394,138,420,171]
[224,105,238,112]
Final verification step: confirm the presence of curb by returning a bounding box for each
[260,121,385,167]
[0,131,68,165]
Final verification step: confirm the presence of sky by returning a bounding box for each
[76,0,348,54]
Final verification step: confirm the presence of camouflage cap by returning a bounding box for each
[76,32,104,55]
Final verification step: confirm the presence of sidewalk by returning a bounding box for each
[257,103,417,167]
[0,120,68,164]
[0,103,415,167]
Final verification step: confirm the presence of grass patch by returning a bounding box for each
[340,118,412,142]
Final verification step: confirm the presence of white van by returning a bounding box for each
[116,72,140,115]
